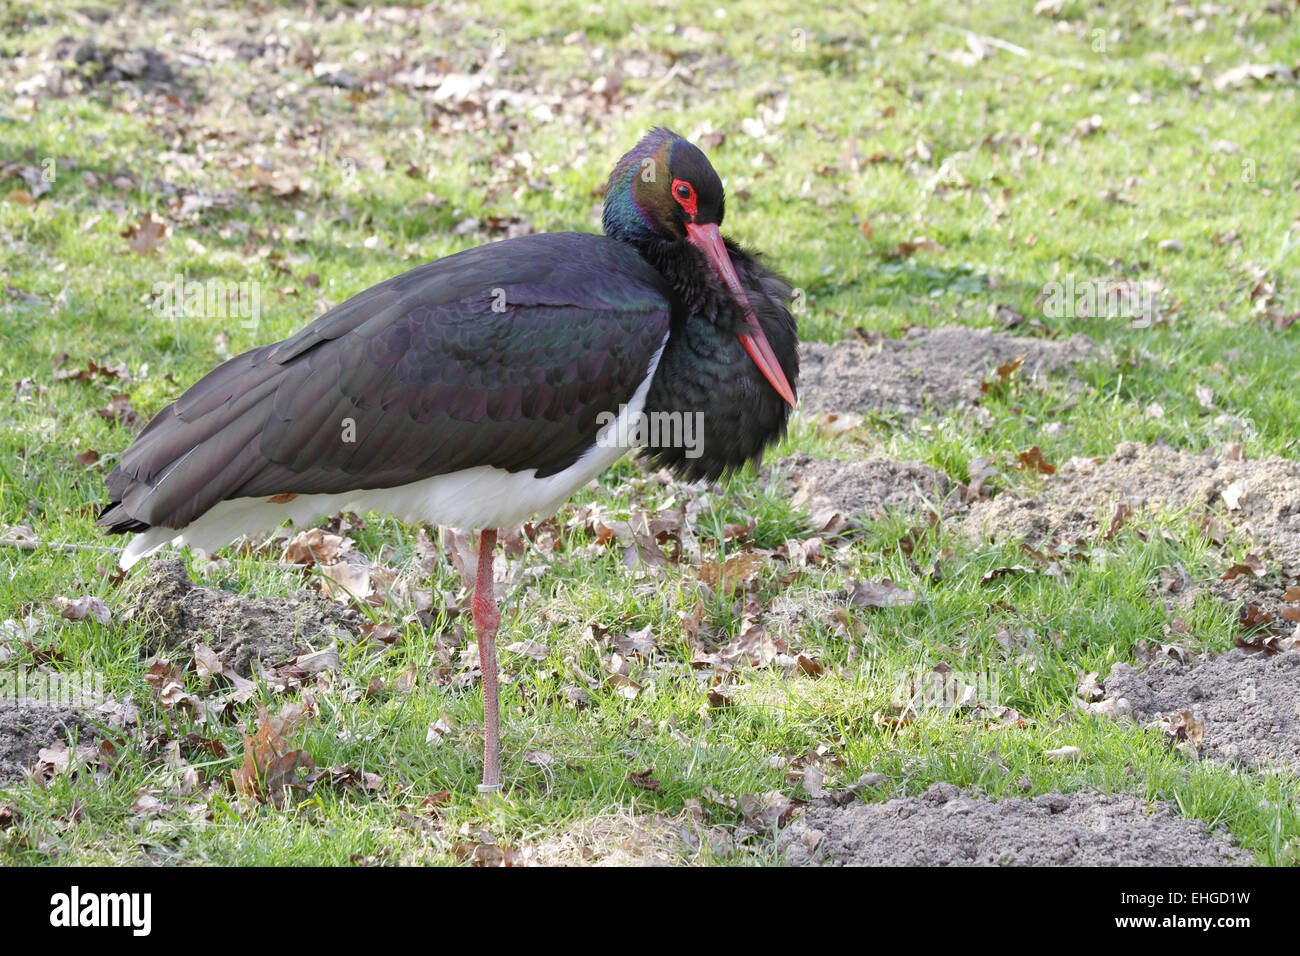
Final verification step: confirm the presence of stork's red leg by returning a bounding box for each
[472,528,501,792]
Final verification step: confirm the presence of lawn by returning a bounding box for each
[0,0,1297,865]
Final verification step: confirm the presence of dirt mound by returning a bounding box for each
[965,442,1300,617]
[1105,652,1300,769]
[128,560,361,677]
[771,453,956,520]
[966,442,1300,559]
[0,700,101,785]
[782,782,1249,866]
[798,326,1095,418]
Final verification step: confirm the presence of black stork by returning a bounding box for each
[99,127,799,791]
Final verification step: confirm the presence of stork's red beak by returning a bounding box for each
[685,222,797,408]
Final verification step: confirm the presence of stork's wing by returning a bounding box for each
[100,233,674,532]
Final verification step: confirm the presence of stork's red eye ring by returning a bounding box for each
[671,178,697,218]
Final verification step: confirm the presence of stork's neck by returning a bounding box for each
[630,236,751,335]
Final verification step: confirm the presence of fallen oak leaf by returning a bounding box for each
[53,359,128,384]
[1238,604,1279,639]
[1158,710,1204,757]
[979,565,1035,585]
[613,625,657,660]
[960,456,999,502]
[284,528,350,565]
[57,594,111,625]
[628,768,661,792]
[800,765,825,798]
[523,750,554,767]
[873,701,916,731]
[795,653,824,677]
[1235,630,1282,656]
[122,212,171,255]
[1220,553,1267,580]
[980,354,1025,395]
[698,552,766,594]
[303,765,383,793]
[451,841,521,867]
[503,638,549,661]
[1103,502,1134,541]
[425,713,455,745]
[1076,670,1103,703]
[96,393,142,429]
[814,411,863,437]
[737,790,803,829]
[232,699,318,805]
[890,236,945,260]
[706,687,734,709]
[1017,445,1057,475]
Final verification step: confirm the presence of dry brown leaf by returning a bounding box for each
[318,559,372,603]
[232,698,318,806]
[1017,445,1057,475]
[95,393,142,429]
[1159,710,1205,756]
[795,653,824,677]
[57,594,110,625]
[698,552,766,594]
[1220,553,1267,580]
[1076,670,1103,703]
[995,354,1025,384]
[891,237,945,259]
[285,529,350,565]
[451,841,521,867]
[504,639,549,661]
[628,768,661,792]
[1103,502,1134,541]
[122,212,171,255]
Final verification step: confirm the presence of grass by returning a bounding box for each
[0,0,1297,865]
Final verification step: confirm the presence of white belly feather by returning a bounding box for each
[119,339,666,569]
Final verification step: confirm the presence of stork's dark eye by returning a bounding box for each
[670,178,698,218]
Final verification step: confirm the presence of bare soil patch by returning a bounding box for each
[128,560,361,677]
[964,441,1300,617]
[798,326,1096,418]
[782,782,1249,866]
[1106,651,1300,770]
[771,452,956,521]
[0,700,100,785]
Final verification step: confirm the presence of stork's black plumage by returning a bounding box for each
[100,127,799,790]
